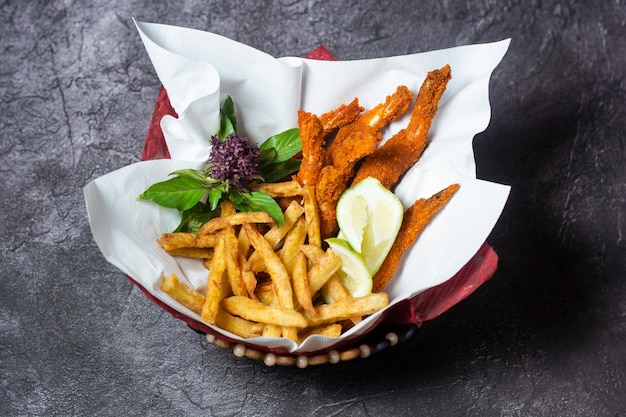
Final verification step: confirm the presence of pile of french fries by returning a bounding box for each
[158,181,388,343]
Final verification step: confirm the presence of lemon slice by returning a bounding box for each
[325,238,372,298]
[336,177,404,275]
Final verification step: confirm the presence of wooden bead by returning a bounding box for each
[213,337,231,349]
[244,348,264,361]
[296,355,309,368]
[263,352,277,366]
[307,354,329,366]
[276,355,296,366]
[340,348,360,361]
[232,344,246,357]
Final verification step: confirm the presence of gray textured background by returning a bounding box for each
[2,1,625,416]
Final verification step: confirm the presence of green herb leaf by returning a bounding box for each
[219,96,237,141]
[170,168,217,186]
[259,128,301,163]
[208,187,224,211]
[260,158,301,183]
[235,191,285,224]
[137,176,206,211]
[175,202,214,233]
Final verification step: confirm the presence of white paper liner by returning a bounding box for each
[84,21,511,353]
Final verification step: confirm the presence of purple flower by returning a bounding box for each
[208,134,260,190]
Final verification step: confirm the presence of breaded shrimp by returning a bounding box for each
[352,65,452,190]
[316,86,414,237]
[372,183,460,292]
[325,85,413,175]
[296,110,325,186]
[315,165,345,239]
[318,98,364,136]
[353,65,452,189]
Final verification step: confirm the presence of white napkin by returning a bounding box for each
[84,20,511,353]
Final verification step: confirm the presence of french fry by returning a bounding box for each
[278,216,307,275]
[254,280,274,306]
[160,274,205,315]
[262,323,283,338]
[246,200,304,268]
[237,226,251,256]
[321,274,351,303]
[220,200,237,217]
[223,226,248,297]
[292,251,315,316]
[244,223,294,309]
[261,286,283,337]
[252,180,304,197]
[158,233,215,251]
[215,309,264,338]
[235,225,258,296]
[222,296,308,328]
[201,233,229,324]
[304,292,389,327]
[281,326,299,341]
[262,199,305,247]
[165,247,214,259]
[300,245,342,294]
[303,185,321,247]
[240,267,257,299]
[198,211,274,235]
[298,323,343,340]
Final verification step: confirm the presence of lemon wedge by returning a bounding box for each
[336,177,404,275]
[325,238,372,298]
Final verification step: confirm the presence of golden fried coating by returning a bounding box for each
[318,98,364,136]
[372,183,459,293]
[296,110,325,186]
[315,165,346,239]
[352,65,452,190]
[325,85,413,175]
[316,86,414,237]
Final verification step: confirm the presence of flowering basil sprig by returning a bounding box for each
[137,96,302,232]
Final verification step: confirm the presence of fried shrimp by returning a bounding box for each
[372,183,460,293]
[316,165,346,239]
[316,86,414,237]
[296,110,325,186]
[325,85,413,175]
[318,98,364,136]
[352,65,452,190]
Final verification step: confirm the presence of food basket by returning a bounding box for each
[130,45,501,367]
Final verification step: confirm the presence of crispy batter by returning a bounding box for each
[296,110,325,186]
[318,98,364,136]
[325,85,413,174]
[352,65,452,190]
[316,86,414,238]
[372,183,460,293]
[315,165,345,238]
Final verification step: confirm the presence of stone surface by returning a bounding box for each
[1,1,625,416]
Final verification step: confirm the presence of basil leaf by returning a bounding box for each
[237,191,285,224]
[175,202,214,233]
[227,189,245,206]
[170,168,216,186]
[258,147,278,166]
[208,188,223,211]
[260,159,301,183]
[137,176,206,211]
[219,96,237,140]
[259,128,301,163]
